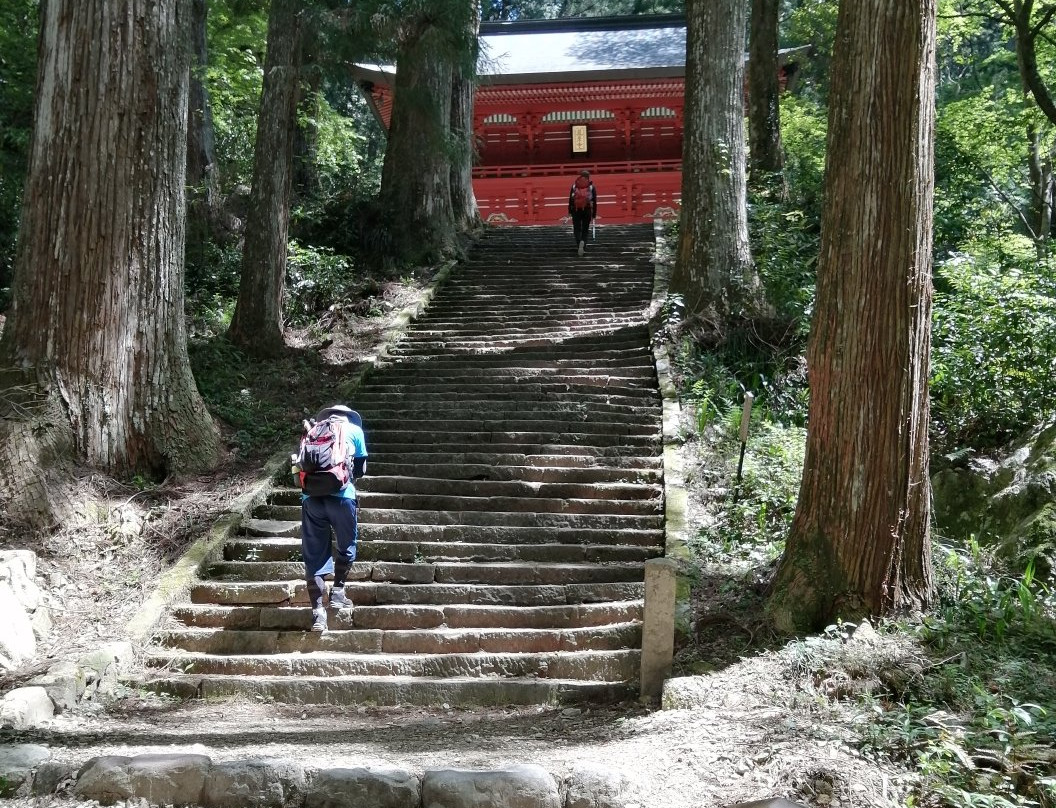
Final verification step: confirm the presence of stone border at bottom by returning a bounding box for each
[2,748,636,808]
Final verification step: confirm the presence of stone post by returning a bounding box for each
[639,556,677,700]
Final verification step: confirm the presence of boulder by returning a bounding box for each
[307,766,420,808]
[75,753,211,806]
[932,420,1056,567]
[202,758,307,808]
[31,760,79,796]
[0,686,55,729]
[0,743,51,797]
[564,763,636,808]
[423,765,560,808]
[0,582,37,670]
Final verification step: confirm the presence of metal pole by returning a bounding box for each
[735,392,754,484]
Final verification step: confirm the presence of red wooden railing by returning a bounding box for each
[473,161,681,225]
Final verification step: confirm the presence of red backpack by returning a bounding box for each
[294,416,350,496]
[573,176,592,210]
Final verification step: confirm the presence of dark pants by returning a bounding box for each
[301,495,358,609]
[571,209,592,245]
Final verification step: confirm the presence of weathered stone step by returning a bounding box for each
[365,430,659,449]
[412,316,647,328]
[353,390,659,408]
[365,463,661,484]
[155,622,640,656]
[370,367,657,383]
[322,451,662,469]
[204,560,645,586]
[382,344,652,361]
[361,419,659,438]
[144,673,635,706]
[380,354,654,369]
[363,442,659,459]
[357,401,659,419]
[145,648,639,680]
[225,536,660,564]
[356,476,659,500]
[190,580,645,607]
[168,600,643,631]
[257,503,664,531]
[359,492,661,517]
[241,518,664,547]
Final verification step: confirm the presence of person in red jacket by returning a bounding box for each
[568,170,597,256]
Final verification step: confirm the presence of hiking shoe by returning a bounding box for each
[330,588,354,611]
[578,240,585,256]
[310,608,328,632]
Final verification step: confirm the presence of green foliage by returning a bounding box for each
[189,336,319,455]
[930,243,1056,451]
[686,420,805,566]
[206,0,269,187]
[854,545,1056,808]
[285,241,357,326]
[781,0,837,102]
[0,0,37,305]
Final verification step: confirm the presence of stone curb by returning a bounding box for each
[635,220,691,704]
[2,749,638,808]
[647,223,692,594]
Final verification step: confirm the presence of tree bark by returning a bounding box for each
[767,0,938,632]
[187,0,224,244]
[0,0,221,526]
[748,0,784,182]
[449,3,482,234]
[227,0,302,357]
[380,18,457,262]
[670,0,762,323]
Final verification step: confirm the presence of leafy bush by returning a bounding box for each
[931,241,1056,451]
[855,545,1056,808]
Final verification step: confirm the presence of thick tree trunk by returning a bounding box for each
[187,0,224,244]
[767,0,938,633]
[748,0,784,182]
[380,21,456,262]
[449,4,482,233]
[0,0,220,526]
[227,0,302,357]
[671,0,761,323]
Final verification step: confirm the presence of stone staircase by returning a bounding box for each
[144,224,666,706]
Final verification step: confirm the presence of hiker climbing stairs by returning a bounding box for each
[144,224,666,706]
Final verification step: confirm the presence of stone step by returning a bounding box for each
[204,560,646,586]
[379,355,654,370]
[356,477,661,501]
[241,519,664,547]
[364,430,660,449]
[381,346,652,362]
[189,580,645,607]
[369,367,657,383]
[324,451,662,469]
[352,390,659,408]
[364,463,661,484]
[168,600,643,631]
[143,673,635,706]
[145,648,639,680]
[357,402,659,419]
[347,492,662,517]
[360,380,657,397]
[256,504,664,531]
[360,419,660,437]
[363,443,660,459]
[155,622,640,655]
[224,536,661,564]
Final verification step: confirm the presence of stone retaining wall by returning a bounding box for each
[0,748,635,808]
